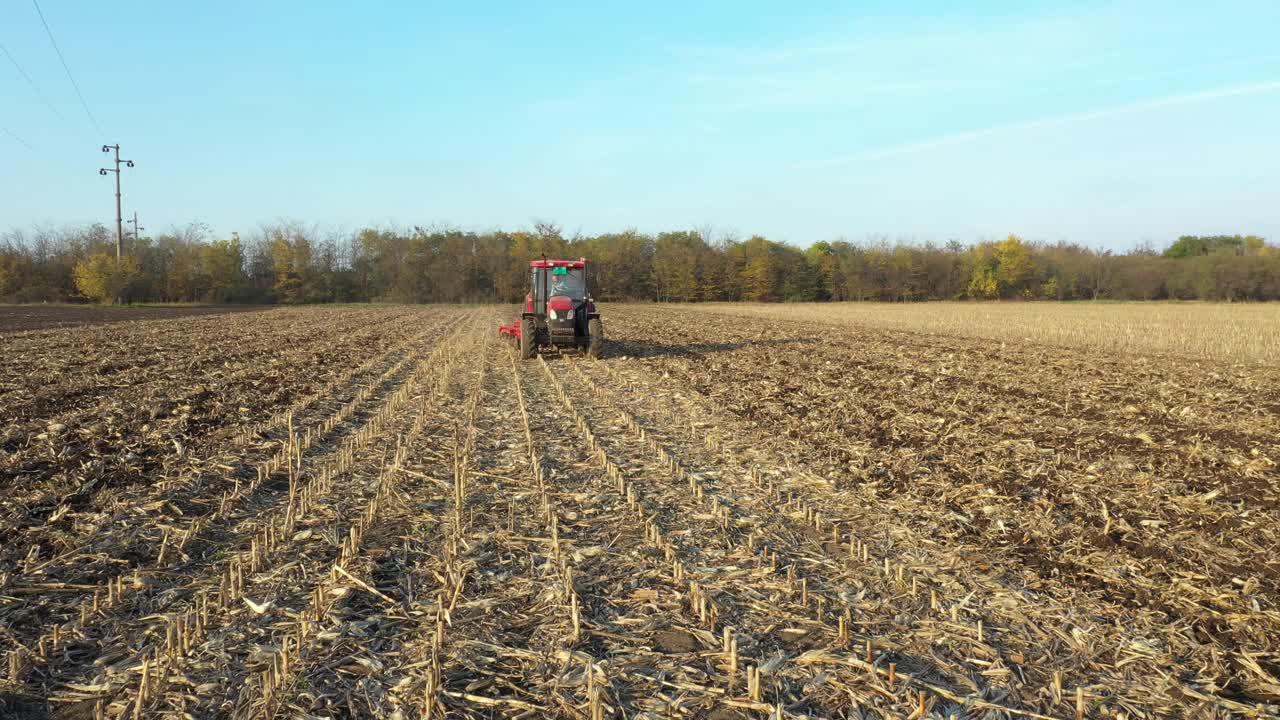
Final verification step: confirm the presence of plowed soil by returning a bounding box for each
[0,305,263,333]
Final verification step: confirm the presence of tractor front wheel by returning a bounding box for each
[520,318,537,359]
[587,318,604,359]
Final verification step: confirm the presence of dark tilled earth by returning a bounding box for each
[0,305,265,333]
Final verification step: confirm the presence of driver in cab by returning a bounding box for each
[551,275,570,296]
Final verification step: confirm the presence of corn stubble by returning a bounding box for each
[0,303,1276,719]
[683,301,1280,365]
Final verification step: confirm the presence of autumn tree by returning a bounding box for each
[1164,235,1256,258]
[830,242,868,300]
[200,235,246,302]
[653,231,702,301]
[965,243,999,299]
[73,251,141,303]
[500,232,538,302]
[805,242,835,300]
[731,237,777,301]
[964,235,1035,298]
[266,223,319,304]
[3,220,1277,304]
[780,244,819,300]
[993,234,1035,297]
[567,231,648,301]
[0,248,17,300]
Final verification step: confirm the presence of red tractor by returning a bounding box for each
[499,257,603,359]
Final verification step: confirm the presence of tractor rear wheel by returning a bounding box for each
[587,318,604,359]
[520,318,537,359]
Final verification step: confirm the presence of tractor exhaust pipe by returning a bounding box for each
[541,253,548,315]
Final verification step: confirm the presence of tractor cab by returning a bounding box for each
[499,258,604,359]
[532,261,587,313]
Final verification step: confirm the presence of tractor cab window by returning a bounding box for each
[534,266,585,300]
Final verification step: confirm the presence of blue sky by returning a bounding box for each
[2,1,1278,249]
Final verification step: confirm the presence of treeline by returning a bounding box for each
[1,222,1277,304]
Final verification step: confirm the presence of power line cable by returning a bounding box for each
[1,42,69,123]
[30,0,101,135]
[2,125,36,153]
[1,124,62,165]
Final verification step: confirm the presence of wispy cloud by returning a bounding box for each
[666,7,1128,115]
[668,39,870,68]
[816,80,1280,165]
[683,69,928,113]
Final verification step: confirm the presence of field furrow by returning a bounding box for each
[568,353,1258,715]
[5,314,479,717]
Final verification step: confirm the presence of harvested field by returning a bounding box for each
[683,302,1280,365]
[0,305,265,333]
[1,304,1277,719]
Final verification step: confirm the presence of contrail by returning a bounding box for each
[825,80,1280,164]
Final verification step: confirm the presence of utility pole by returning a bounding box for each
[128,212,144,243]
[99,144,134,262]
